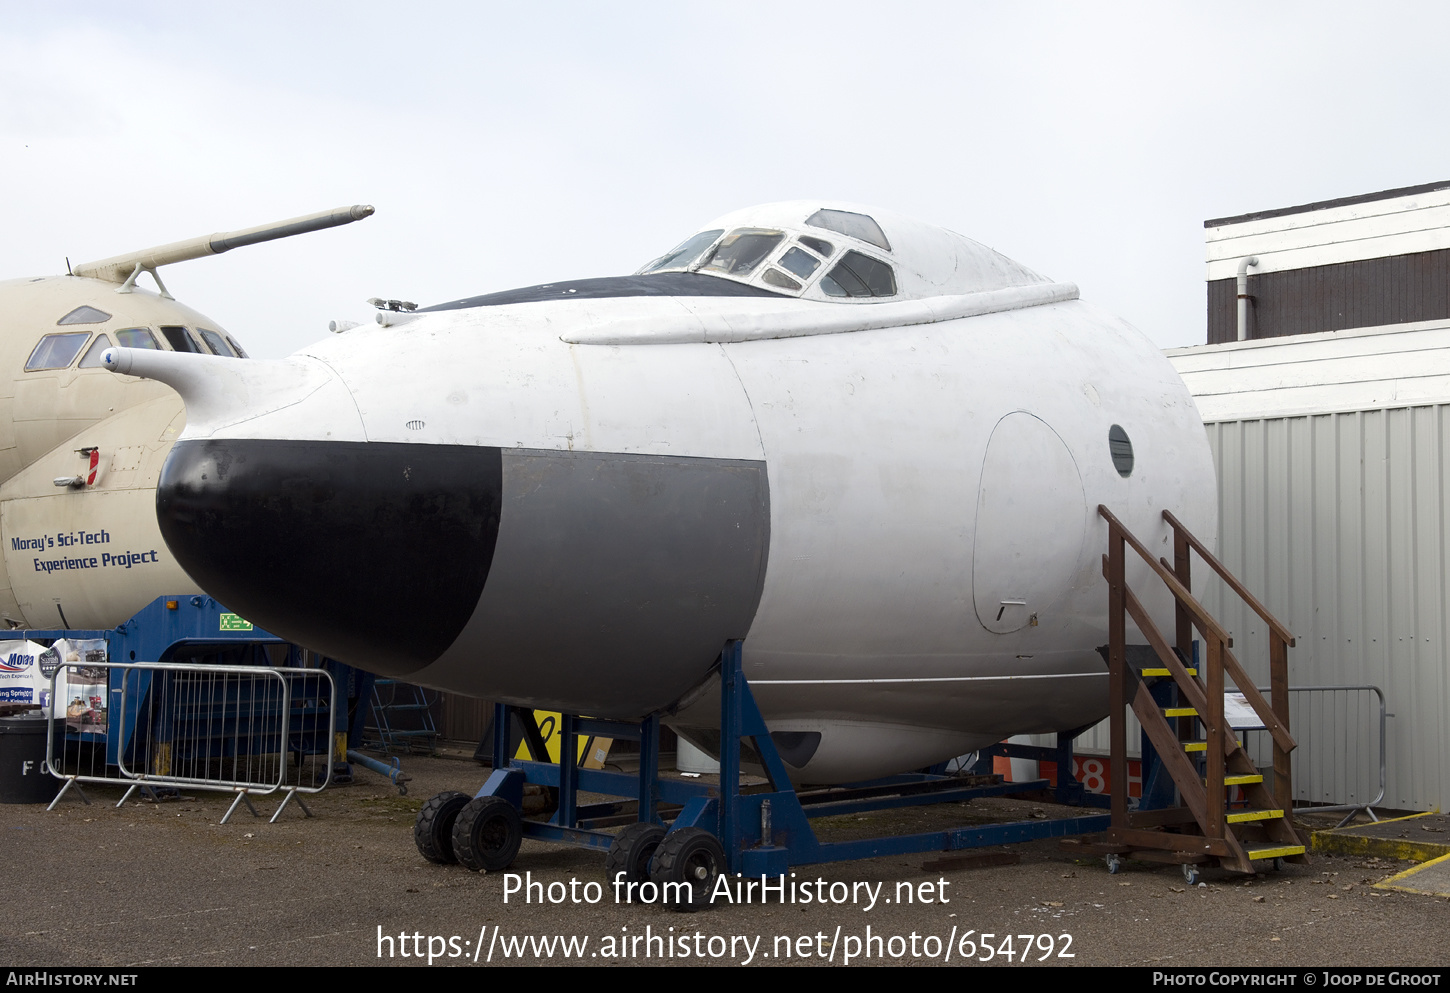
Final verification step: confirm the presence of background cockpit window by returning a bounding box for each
[78,334,113,368]
[159,326,200,353]
[56,305,112,326]
[197,328,237,357]
[115,328,159,349]
[25,332,91,371]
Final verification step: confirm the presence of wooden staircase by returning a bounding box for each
[1091,506,1309,876]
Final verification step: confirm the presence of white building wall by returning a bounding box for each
[1207,186,1450,280]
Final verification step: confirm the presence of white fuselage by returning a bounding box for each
[134,285,1214,781]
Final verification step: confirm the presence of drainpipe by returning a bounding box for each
[1236,256,1259,341]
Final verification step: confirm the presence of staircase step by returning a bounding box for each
[1184,740,1243,753]
[1226,808,1284,824]
[1244,844,1306,861]
[1142,667,1197,677]
[1163,707,1198,718]
[1216,774,1264,786]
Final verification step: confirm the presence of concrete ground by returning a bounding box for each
[2,750,1446,968]
[1377,853,1450,899]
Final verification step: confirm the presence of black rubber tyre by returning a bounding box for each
[452,795,524,872]
[649,827,726,913]
[604,823,667,893]
[414,791,470,864]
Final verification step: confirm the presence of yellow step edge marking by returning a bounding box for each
[1142,668,1198,676]
[1164,708,1198,717]
[1185,740,1242,752]
[1245,845,1305,860]
[1222,775,1264,786]
[1227,809,1285,823]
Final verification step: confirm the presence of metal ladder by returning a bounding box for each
[365,679,439,755]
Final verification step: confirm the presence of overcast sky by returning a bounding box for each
[4,3,1448,358]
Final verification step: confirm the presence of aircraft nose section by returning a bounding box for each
[156,438,502,673]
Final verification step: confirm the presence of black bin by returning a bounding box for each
[0,716,62,803]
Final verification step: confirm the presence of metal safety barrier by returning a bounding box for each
[46,661,338,823]
[1245,684,1387,828]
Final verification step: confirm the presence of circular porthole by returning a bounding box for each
[1108,424,1134,477]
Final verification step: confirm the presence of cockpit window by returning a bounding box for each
[819,250,897,298]
[701,229,785,277]
[806,209,891,252]
[158,326,200,353]
[761,268,802,291]
[26,332,91,371]
[78,334,113,368]
[779,247,822,280]
[197,329,237,357]
[639,229,724,274]
[115,328,159,350]
[225,335,249,358]
[799,236,834,258]
[57,305,111,326]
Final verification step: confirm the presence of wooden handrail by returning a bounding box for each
[1162,510,1296,647]
[1097,506,1232,645]
[1118,576,1209,715]
[1164,575,1296,753]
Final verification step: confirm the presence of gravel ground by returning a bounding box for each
[2,751,1444,968]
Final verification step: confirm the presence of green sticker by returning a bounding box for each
[219,613,254,631]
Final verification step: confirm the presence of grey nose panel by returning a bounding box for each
[419,449,770,718]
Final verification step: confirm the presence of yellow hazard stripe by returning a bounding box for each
[1227,809,1284,823]
[1245,845,1305,860]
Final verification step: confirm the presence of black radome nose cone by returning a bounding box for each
[156,439,502,673]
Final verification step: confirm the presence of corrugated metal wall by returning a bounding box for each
[1201,407,1450,811]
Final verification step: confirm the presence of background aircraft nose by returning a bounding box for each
[156,438,502,673]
